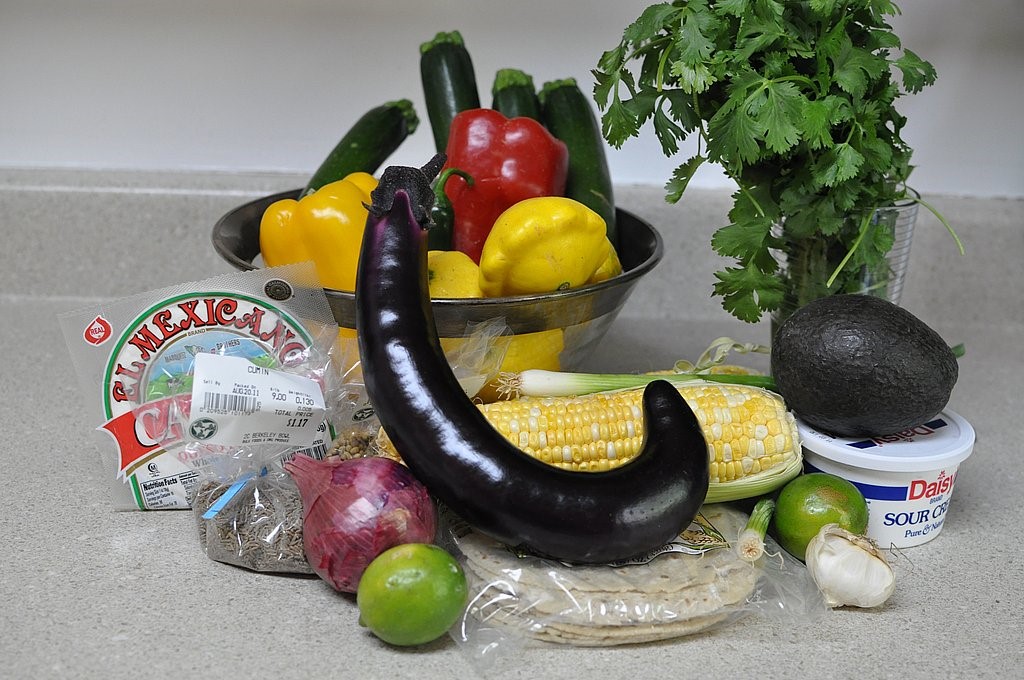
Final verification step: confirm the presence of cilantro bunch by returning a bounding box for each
[594,0,952,322]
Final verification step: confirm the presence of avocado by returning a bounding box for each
[771,294,959,437]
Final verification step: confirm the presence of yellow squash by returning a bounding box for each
[427,250,484,298]
[478,196,620,296]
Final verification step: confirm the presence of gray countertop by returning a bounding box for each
[2,168,1021,680]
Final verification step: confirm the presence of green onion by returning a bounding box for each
[737,498,776,562]
[495,337,777,399]
[497,368,776,399]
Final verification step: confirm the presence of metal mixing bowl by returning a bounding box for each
[212,189,663,370]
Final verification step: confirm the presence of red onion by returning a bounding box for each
[284,455,436,593]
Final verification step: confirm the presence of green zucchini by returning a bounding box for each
[420,30,481,153]
[303,99,419,196]
[490,68,541,121]
[539,78,617,244]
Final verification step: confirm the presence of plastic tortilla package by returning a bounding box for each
[60,262,341,511]
[440,503,827,669]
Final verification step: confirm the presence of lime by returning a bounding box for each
[772,472,868,560]
[356,543,468,647]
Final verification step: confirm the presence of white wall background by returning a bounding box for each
[2,0,1022,198]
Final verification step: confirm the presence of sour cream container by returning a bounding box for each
[797,410,975,549]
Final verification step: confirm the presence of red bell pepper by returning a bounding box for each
[443,108,569,263]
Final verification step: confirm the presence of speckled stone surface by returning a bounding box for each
[1,168,1021,679]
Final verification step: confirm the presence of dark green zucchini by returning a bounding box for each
[540,78,617,244]
[420,31,481,153]
[490,68,542,121]
[303,99,419,196]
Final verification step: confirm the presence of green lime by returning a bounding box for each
[772,472,868,560]
[356,543,468,647]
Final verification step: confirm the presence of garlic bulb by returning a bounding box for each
[805,524,896,608]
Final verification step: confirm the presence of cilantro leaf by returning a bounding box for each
[727,183,782,226]
[591,67,617,110]
[832,42,887,99]
[753,0,784,22]
[757,81,806,154]
[707,106,761,166]
[815,16,850,63]
[623,3,679,45]
[711,215,773,262]
[780,190,844,239]
[813,143,865,187]
[600,102,639,149]
[802,98,837,150]
[715,0,749,18]
[809,0,838,15]
[625,88,660,127]
[734,17,789,61]
[807,196,847,237]
[856,136,893,171]
[762,51,793,79]
[675,4,718,65]
[830,180,862,213]
[670,60,716,94]
[713,264,787,322]
[868,27,902,51]
[869,215,896,255]
[661,89,702,132]
[595,46,626,81]
[894,49,937,93]
[653,105,685,156]
[665,155,706,203]
[865,0,900,19]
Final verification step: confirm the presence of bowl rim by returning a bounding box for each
[211,187,665,308]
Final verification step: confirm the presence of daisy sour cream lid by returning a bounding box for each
[797,409,976,473]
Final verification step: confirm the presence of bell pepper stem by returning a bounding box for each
[433,167,474,208]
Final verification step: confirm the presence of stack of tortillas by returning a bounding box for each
[451,504,759,646]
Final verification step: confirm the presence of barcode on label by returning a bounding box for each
[202,392,259,415]
[292,440,329,461]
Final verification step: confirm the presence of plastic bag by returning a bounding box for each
[326,317,511,461]
[439,503,826,672]
[189,444,313,574]
[60,262,340,510]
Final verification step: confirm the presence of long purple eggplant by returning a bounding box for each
[355,156,709,564]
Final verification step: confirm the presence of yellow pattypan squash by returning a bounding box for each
[427,250,484,298]
[478,197,621,297]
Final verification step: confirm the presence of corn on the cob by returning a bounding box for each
[374,383,803,503]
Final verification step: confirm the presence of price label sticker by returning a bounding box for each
[188,353,326,447]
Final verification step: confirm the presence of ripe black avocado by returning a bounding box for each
[771,294,958,438]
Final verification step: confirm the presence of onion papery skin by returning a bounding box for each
[285,455,437,592]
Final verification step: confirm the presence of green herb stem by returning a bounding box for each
[737,497,776,562]
[914,196,966,255]
[826,210,875,288]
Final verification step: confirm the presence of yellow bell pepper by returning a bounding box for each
[478,196,621,297]
[259,172,378,291]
